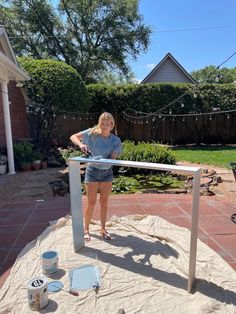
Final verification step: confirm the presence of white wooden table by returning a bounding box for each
[69,157,201,292]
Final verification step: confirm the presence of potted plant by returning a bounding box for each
[0,157,7,175]
[13,141,33,171]
[32,151,42,170]
[229,162,236,181]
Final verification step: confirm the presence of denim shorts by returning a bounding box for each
[84,166,113,183]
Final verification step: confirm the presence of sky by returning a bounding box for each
[130,0,236,82]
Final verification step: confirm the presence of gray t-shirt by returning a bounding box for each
[80,129,122,170]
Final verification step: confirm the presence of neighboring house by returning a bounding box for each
[141,53,196,84]
[0,26,30,173]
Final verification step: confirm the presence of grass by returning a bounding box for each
[171,145,236,168]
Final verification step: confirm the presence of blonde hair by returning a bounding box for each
[90,112,115,135]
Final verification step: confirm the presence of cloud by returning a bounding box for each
[133,78,142,84]
[145,63,156,70]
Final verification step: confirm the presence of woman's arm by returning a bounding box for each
[70,132,89,154]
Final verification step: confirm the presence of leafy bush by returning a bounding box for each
[19,57,89,113]
[18,57,89,148]
[87,82,236,114]
[120,141,176,163]
[112,173,183,194]
[112,176,140,194]
[13,141,33,168]
[60,147,83,161]
[118,141,176,175]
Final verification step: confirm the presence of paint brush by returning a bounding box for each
[51,284,79,296]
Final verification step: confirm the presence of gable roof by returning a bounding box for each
[0,26,30,81]
[141,53,196,84]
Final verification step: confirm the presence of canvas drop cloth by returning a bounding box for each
[0,215,236,314]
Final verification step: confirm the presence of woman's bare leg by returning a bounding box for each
[99,182,112,233]
[85,182,99,233]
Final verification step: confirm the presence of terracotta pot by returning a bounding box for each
[21,163,32,171]
[32,162,41,170]
[41,161,47,169]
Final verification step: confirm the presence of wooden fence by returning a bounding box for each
[29,112,236,145]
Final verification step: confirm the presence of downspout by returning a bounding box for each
[1,80,15,174]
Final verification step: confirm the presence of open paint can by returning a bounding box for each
[41,250,58,276]
[27,277,48,310]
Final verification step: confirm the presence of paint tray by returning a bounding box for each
[69,265,101,291]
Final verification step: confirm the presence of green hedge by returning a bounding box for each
[18,57,89,113]
[87,83,236,114]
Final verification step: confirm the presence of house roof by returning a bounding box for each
[141,53,196,84]
[0,26,30,81]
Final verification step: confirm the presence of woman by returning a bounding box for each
[70,112,122,241]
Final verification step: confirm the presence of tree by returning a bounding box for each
[1,0,151,83]
[191,66,235,84]
[98,69,136,85]
[18,57,89,147]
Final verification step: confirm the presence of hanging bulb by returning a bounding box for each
[181,102,185,108]
[152,117,155,122]
[146,120,149,124]
[195,117,198,121]
[227,114,230,119]
[63,115,66,119]
[193,93,197,98]
[182,117,185,122]
[73,116,75,120]
[159,114,162,118]
[169,110,172,115]
[209,115,212,120]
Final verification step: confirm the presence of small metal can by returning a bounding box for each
[27,277,48,310]
[41,250,58,276]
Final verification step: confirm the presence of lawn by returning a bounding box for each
[171,146,236,168]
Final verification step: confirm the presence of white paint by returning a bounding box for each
[69,157,201,293]
[27,277,48,310]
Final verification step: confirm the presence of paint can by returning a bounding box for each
[41,250,58,276]
[27,277,48,310]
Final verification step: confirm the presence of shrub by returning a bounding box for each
[87,82,236,114]
[13,141,33,168]
[120,141,176,163]
[18,57,89,149]
[119,140,176,174]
